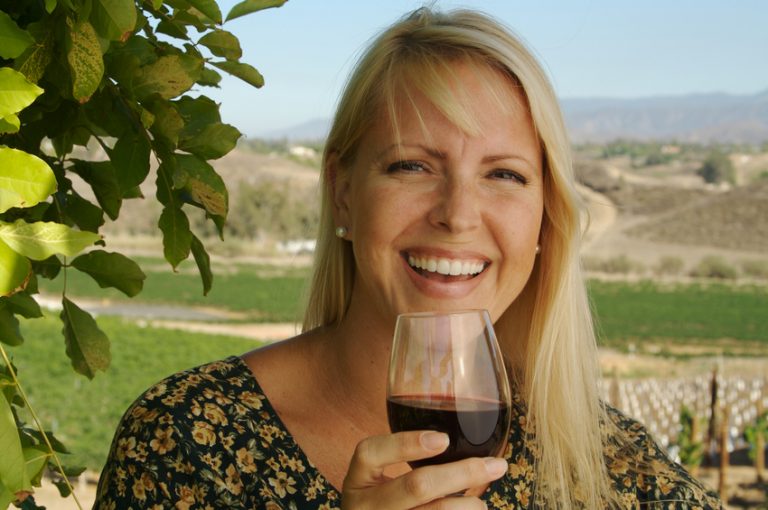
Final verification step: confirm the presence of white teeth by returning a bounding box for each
[408,254,485,276]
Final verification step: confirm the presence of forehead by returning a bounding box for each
[361,59,539,156]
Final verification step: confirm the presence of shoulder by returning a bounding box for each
[602,403,723,509]
[93,356,271,508]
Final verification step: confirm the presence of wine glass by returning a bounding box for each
[386,309,512,469]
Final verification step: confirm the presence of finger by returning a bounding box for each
[378,457,507,508]
[344,431,449,489]
[414,496,487,510]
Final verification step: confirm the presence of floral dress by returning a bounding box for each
[93,356,722,509]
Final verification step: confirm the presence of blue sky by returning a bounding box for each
[203,0,768,137]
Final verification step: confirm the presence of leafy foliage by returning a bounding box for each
[676,405,704,470]
[0,0,283,506]
[697,149,736,184]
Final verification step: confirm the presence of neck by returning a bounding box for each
[312,298,396,428]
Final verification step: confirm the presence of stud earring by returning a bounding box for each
[335,226,348,238]
[535,244,541,255]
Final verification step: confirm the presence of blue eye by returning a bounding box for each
[387,161,426,173]
[489,169,527,184]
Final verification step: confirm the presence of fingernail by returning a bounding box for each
[484,458,507,477]
[420,431,449,450]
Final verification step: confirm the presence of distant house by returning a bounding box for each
[289,146,318,159]
[277,239,316,255]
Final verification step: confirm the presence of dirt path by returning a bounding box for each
[148,319,300,342]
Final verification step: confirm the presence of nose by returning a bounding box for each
[427,177,481,233]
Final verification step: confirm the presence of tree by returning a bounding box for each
[0,0,285,507]
[697,150,735,185]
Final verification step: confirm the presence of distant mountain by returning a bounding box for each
[258,117,330,142]
[258,90,768,144]
[561,90,768,144]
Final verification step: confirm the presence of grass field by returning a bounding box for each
[589,280,768,355]
[8,315,261,472]
[39,258,310,322]
[6,262,767,472]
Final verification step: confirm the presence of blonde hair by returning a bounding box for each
[304,8,614,508]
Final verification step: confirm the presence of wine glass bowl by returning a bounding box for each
[386,310,512,468]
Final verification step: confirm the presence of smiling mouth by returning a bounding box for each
[405,252,488,280]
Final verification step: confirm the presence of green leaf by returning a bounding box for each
[66,19,105,103]
[0,483,12,510]
[179,122,240,160]
[0,12,34,59]
[0,239,31,298]
[61,297,111,379]
[0,385,27,493]
[0,147,56,214]
[0,300,24,345]
[158,205,191,268]
[91,0,137,42]
[197,67,222,87]
[23,446,49,487]
[3,293,42,319]
[175,95,220,137]
[226,0,287,22]
[45,0,58,13]
[211,60,264,88]
[15,28,55,84]
[0,220,101,261]
[0,114,20,134]
[187,0,223,23]
[109,131,151,193]
[70,160,122,220]
[30,255,61,280]
[199,30,241,61]
[0,67,44,119]
[149,100,184,147]
[173,154,228,217]
[71,250,146,297]
[156,19,187,39]
[190,234,212,295]
[65,192,105,233]
[133,55,203,100]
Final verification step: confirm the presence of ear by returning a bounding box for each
[326,151,352,229]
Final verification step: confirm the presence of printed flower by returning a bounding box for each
[150,427,176,454]
[236,447,257,473]
[131,472,154,501]
[192,421,216,446]
[115,437,136,461]
[175,484,195,510]
[284,455,306,473]
[203,402,228,425]
[224,464,243,495]
[161,390,186,406]
[145,383,167,400]
[201,452,222,471]
[240,391,265,409]
[514,481,530,507]
[489,492,505,508]
[268,471,297,498]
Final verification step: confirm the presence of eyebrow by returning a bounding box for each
[376,143,536,168]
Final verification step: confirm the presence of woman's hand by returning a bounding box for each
[342,431,507,509]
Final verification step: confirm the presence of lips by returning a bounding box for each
[406,253,487,278]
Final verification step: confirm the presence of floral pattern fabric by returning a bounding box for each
[93,356,722,509]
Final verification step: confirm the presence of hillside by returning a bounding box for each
[260,91,768,145]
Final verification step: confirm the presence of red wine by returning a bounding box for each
[387,394,510,468]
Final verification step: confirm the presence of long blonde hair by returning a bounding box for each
[304,8,613,508]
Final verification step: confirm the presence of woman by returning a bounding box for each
[94,8,722,509]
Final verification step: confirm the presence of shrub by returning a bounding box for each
[742,259,768,280]
[582,255,643,275]
[689,256,738,279]
[654,256,684,276]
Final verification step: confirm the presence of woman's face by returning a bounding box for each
[333,63,544,324]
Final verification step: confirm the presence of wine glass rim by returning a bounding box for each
[396,309,490,319]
